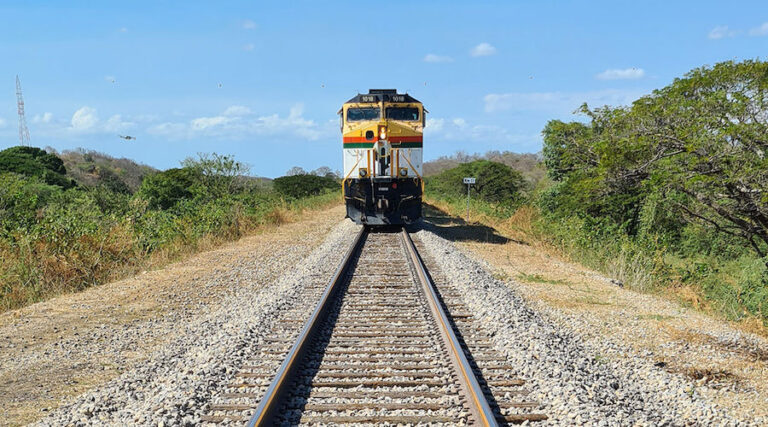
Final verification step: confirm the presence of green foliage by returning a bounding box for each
[424,151,545,188]
[0,146,74,189]
[181,153,250,199]
[426,160,526,207]
[0,151,339,312]
[542,60,768,254]
[0,172,61,233]
[537,59,768,324]
[137,168,201,209]
[273,174,339,199]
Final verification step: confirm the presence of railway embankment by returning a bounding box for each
[2,204,766,425]
[0,205,354,425]
[417,206,768,425]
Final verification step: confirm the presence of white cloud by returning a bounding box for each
[32,112,53,124]
[242,19,256,30]
[222,105,252,116]
[71,107,99,130]
[148,104,332,141]
[118,27,128,33]
[243,43,255,51]
[423,54,453,63]
[595,68,645,80]
[708,25,736,39]
[104,75,116,83]
[452,118,467,128]
[147,122,186,135]
[470,42,496,57]
[425,116,538,148]
[69,106,134,133]
[483,89,644,114]
[425,118,445,132]
[104,114,134,132]
[0,118,6,128]
[191,116,233,130]
[750,22,768,36]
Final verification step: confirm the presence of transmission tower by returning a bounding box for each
[16,75,31,146]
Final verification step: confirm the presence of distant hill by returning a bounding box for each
[49,148,157,193]
[424,150,545,187]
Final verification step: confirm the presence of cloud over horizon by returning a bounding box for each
[423,53,453,63]
[595,68,645,80]
[708,25,737,39]
[750,22,768,36]
[70,106,134,133]
[484,89,645,114]
[148,104,334,141]
[470,42,496,57]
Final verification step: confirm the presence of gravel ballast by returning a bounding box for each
[9,210,765,425]
[34,219,360,426]
[413,223,757,426]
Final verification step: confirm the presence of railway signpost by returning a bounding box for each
[463,177,476,222]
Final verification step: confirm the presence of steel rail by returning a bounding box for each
[247,226,367,427]
[401,228,499,426]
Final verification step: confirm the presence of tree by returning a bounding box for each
[181,153,250,198]
[426,160,526,206]
[542,119,596,182]
[0,146,74,189]
[286,166,307,176]
[311,166,339,178]
[542,59,768,255]
[137,168,201,209]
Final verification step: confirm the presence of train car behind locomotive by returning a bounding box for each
[340,89,424,225]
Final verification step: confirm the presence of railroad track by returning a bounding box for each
[202,227,547,425]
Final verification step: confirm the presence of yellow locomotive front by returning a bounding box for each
[340,89,424,225]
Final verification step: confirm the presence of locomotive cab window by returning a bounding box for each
[347,107,380,121]
[386,107,420,121]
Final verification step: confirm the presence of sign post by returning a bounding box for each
[462,177,476,222]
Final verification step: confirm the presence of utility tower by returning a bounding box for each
[16,75,31,146]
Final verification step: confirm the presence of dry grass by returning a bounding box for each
[0,196,342,313]
[426,196,767,337]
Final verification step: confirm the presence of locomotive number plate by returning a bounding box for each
[360,95,376,102]
[378,187,389,191]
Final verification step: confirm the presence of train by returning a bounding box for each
[340,89,425,225]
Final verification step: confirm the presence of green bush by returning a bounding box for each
[0,150,341,312]
[273,174,339,199]
[426,160,526,206]
[0,172,62,233]
[0,146,75,189]
[137,168,201,209]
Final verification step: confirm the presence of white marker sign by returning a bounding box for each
[463,177,476,184]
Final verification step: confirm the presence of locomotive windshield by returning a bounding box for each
[386,107,420,121]
[347,107,380,121]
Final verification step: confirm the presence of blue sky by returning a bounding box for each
[1,1,766,177]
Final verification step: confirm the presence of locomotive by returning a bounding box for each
[340,89,425,225]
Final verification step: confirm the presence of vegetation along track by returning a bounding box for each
[202,227,547,425]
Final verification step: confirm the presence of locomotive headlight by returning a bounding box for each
[379,126,387,140]
[399,167,408,177]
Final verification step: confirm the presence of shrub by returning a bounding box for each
[426,160,526,206]
[273,174,339,199]
[0,146,74,188]
[137,168,201,209]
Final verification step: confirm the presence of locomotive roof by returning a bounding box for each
[345,89,421,104]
